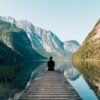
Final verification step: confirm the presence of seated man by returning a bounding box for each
[47,56,55,71]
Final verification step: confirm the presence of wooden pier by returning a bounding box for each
[18,71,81,100]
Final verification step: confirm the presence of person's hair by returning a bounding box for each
[50,56,52,60]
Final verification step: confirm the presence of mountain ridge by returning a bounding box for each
[0,16,80,59]
[0,19,45,62]
[73,19,100,60]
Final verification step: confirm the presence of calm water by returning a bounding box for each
[54,61,98,100]
[0,60,99,100]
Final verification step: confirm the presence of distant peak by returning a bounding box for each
[0,16,16,23]
[18,19,31,24]
[65,40,79,44]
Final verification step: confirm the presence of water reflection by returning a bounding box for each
[55,61,80,81]
[73,61,100,99]
[55,61,98,100]
[31,60,98,100]
[31,62,47,80]
[0,61,44,100]
[0,60,99,100]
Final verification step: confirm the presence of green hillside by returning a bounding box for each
[73,20,100,60]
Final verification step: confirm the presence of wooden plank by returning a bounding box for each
[18,71,81,100]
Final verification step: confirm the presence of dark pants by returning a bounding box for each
[48,67,54,71]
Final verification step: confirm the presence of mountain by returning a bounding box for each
[0,19,45,61]
[73,19,100,60]
[14,19,73,57]
[64,40,80,53]
[0,16,80,57]
[0,41,19,63]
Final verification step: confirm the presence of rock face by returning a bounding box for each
[64,40,80,53]
[0,16,80,58]
[73,20,100,60]
[0,20,44,62]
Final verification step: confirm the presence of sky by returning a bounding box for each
[0,0,100,44]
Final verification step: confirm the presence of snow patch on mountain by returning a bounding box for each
[0,16,80,57]
[64,40,80,53]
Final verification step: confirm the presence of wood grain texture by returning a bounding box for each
[18,71,81,100]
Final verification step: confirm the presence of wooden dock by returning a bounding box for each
[18,71,81,100]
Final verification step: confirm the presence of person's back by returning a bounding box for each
[47,57,55,71]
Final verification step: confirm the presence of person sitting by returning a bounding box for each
[47,56,55,71]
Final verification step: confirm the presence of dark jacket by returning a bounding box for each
[47,60,55,71]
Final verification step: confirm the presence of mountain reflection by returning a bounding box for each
[0,60,99,100]
[55,61,80,81]
[0,61,44,100]
[73,61,100,99]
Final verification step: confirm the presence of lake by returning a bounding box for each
[0,60,99,100]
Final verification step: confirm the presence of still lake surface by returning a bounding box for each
[0,60,99,100]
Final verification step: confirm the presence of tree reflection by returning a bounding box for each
[73,61,100,99]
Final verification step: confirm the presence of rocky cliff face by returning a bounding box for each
[64,40,80,53]
[0,20,44,62]
[0,16,80,58]
[73,20,100,60]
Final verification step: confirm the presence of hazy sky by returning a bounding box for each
[0,0,100,44]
